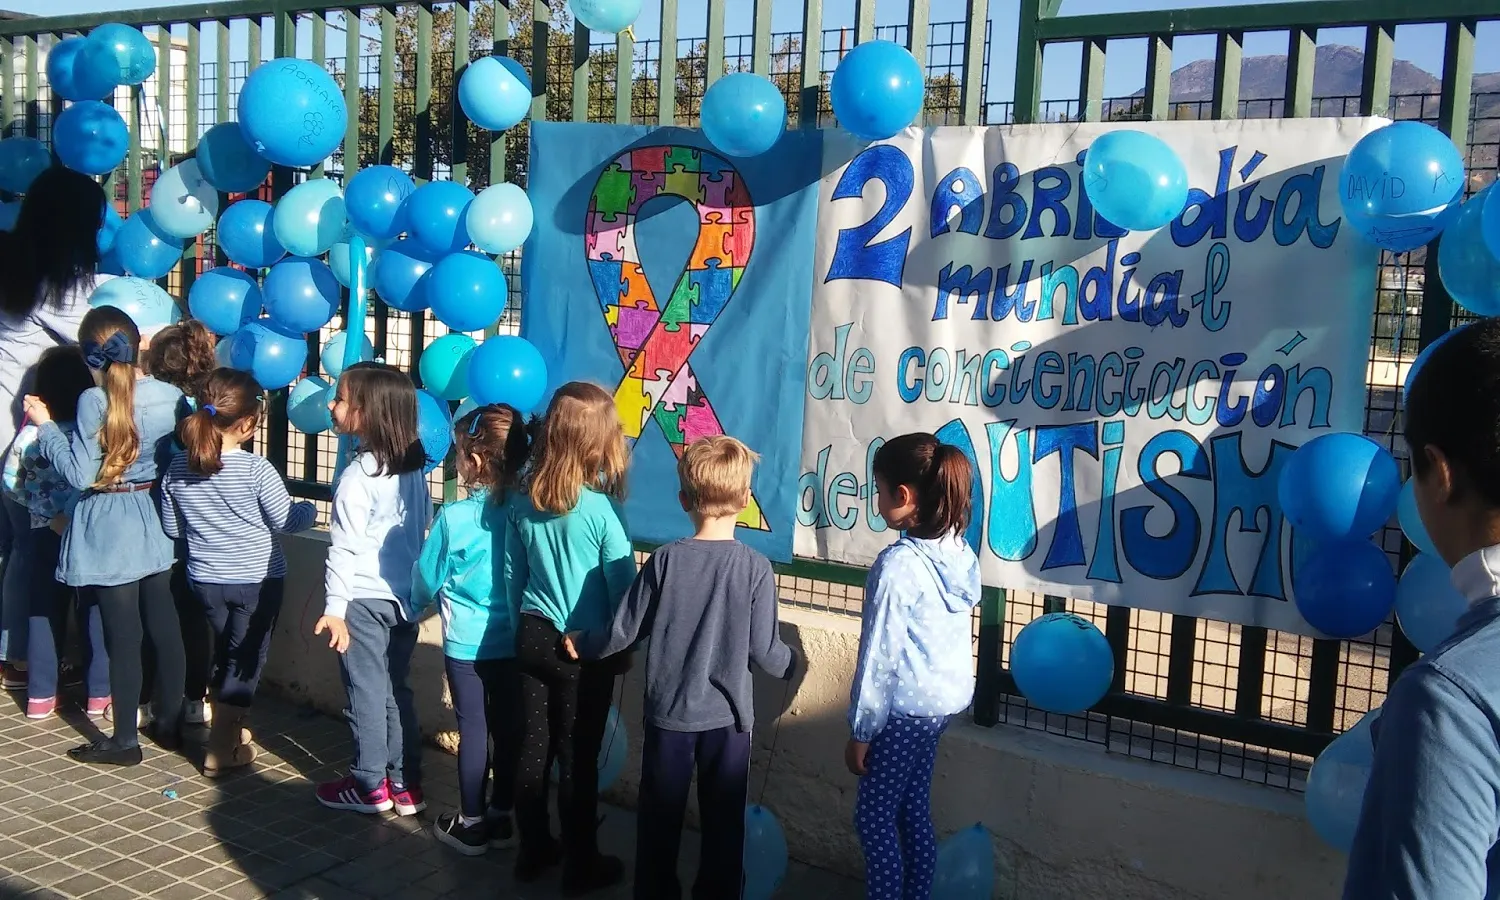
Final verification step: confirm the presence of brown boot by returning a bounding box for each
[202,703,256,778]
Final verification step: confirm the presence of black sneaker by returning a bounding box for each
[514,839,563,884]
[561,853,625,896]
[486,807,518,849]
[433,813,489,856]
[68,738,143,767]
[144,720,183,752]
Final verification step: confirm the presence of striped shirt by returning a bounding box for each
[159,449,318,584]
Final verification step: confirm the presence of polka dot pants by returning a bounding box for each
[854,714,950,900]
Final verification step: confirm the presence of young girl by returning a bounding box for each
[412,404,530,855]
[505,382,636,891]
[313,362,432,815]
[847,432,982,900]
[22,305,187,766]
[6,346,108,719]
[160,367,317,776]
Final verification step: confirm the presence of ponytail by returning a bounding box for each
[928,443,973,539]
[181,368,263,476]
[454,403,533,499]
[79,306,142,488]
[872,432,974,539]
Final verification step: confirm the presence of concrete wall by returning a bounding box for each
[264,533,1347,900]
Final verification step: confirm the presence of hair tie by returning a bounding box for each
[467,414,482,437]
[202,404,217,417]
[81,332,135,371]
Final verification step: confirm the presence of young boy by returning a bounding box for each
[1344,318,1500,899]
[564,435,797,900]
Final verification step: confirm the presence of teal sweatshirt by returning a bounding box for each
[504,488,636,635]
[411,487,518,661]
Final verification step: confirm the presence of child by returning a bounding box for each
[22,306,187,766]
[6,346,108,720]
[313,362,432,815]
[412,404,530,855]
[847,433,981,900]
[1344,319,1500,898]
[504,382,636,891]
[160,367,318,776]
[563,435,797,899]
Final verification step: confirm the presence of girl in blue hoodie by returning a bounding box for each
[848,432,982,900]
[412,403,530,857]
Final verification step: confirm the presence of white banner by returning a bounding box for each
[794,119,1383,635]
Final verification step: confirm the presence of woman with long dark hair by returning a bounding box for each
[0,166,111,692]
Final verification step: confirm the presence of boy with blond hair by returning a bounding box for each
[565,435,796,900]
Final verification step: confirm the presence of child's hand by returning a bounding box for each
[21,395,50,425]
[845,739,869,777]
[561,632,582,660]
[315,615,350,653]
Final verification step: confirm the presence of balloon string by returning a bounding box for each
[757,674,795,806]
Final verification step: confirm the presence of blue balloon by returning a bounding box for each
[468,335,547,412]
[344,165,415,240]
[416,389,453,473]
[1341,121,1465,252]
[273,179,346,258]
[97,204,123,254]
[53,101,129,176]
[88,24,155,86]
[115,209,185,280]
[229,319,306,390]
[743,805,788,900]
[262,257,340,334]
[0,137,53,194]
[453,397,478,421]
[1404,326,1464,398]
[1398,479,1438,557]
[328,233,381,289]
[1305,709,1379,852]
[149,158,219,239]
[702,73,787,158]
[1294,540,1396,639]
[1438,186,1500,317]
[196,121,271,194]
[188,267,262,336]
[98,245,126,276]
[369,238,436,312]
[407,181,474,256]
[1396,553,1466,653]
[320,331,374,380]
[428,251,508,333]
[1279,433,1400,543]
[237,59,347,168]
[47,37,116,102]
[1083,130,1190,232]
[287,376,334,434]
[215,333,238,368]
[571,0,642,34]
[419,333,477,401]
[830,40,924,142]
[89,276,181,331]
[467,183,533,255]
[216,200,286,270]
[458,55,532,132]
[1009,612,1113,714]
[932,824,995,900]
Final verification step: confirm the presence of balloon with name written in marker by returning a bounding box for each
[237,59,348,168]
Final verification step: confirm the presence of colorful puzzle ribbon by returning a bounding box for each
[584,145,767,531]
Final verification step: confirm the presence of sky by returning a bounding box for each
[2,0,1492,105]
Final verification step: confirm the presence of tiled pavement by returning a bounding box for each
[0,693,863,899]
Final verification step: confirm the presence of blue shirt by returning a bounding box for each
[411,487,519,661]
[504,488,636,635]
[1345,544,1500,900]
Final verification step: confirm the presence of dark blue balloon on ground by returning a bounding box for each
[1278,433,1400,543]
[115,209,185,280]
[1008,612,1113,714]
[1340,121,1465,252]
[54,101,129,176]
[1294,540,1396,639]
[229,319,306,389]
[196,121,271,194]
[237,59,347,168]
[189,267,262,336]
[407,181,474,256]
[467,335,547,412]
[428,251,508,333]
[932,824,995,900]
[262,257,340,334]
[416,390,453,473]
[1438,186,1500,317]
[47,36,116,101]
[1306,709,1378,852]
[1083,130,1190,231]
[344,165,415,240]
[216,200,286,269]
[370,238,436,312]
[1396,553,1466,653]
[457,55,531,132]
[88,23,156,85]
[829,40,924,141]
[0,137,54,194]
[701,72,786,157]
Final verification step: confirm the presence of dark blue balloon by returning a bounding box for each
[46,37,116,101]
[932,824,995,900]
[54,100,129,176]
[743,806,788,900]
[98,245,126,275]
[1008,612,1113,714]
[1340,121,1465,252]
[0,137,54,194]
[1278,433,1400,543]
[97,203,123,254]
[114,208,185,280]
[416,389,453,474]
[467,335,547,412]
[229,319,306,390]
[216,200,286,269]
[262,257,339,334]
[428,250,508,332]
[406,180,474,256]
[188,267,262,336]
[196,121,271,194]
[1438,187,1500,317]
[829,40,924,141]
[344,165,415,240]
[1294,540,1396,639]
[369,238,436,312]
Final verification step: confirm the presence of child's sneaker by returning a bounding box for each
[388,782,425,816]
[183,700,211,725]
[25,697,55,719]
[85,697,110,719]
[2,664,27,691]
[433,812,489,856]
[314,776,394,814]
[486,807,518,849]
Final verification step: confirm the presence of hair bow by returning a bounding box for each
[82,332,135,371]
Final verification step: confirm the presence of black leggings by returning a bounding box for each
[140,563,211,706]
[94,570,183,748]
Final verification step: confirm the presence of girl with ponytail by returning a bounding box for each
[846,432,982,900]
[22,305,187,766]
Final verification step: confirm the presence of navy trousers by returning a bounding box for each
[635,723,751,900]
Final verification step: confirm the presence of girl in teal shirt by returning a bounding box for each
[412,404,531,856]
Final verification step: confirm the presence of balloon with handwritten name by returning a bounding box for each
[1340,121,1464,253]
[1009,612,1113,714]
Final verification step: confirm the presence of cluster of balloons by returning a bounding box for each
[1339,121,1465,254]
[42,23,156,178]
[1008,611,1113,715]
[1305,707,1379,852]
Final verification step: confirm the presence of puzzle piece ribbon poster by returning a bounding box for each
[523,118,1383,636]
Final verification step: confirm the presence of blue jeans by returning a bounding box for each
[854,715,951,900]
[191,579,283,707]
[0,497,30,662]
[338,598,421,793]
[27,527,109,702]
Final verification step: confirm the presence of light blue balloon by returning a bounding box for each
[458,55,532,132]
[230,319,307,390]
[1083,130,1190,232]
[369,237,436,312]
[214,334,237,368]
[287,376,334,434]
[148,158,219,239]
[466,183,533,255]
[1306,709,1379,852]
[237,59,347,168]
[1438,186,1500,317]
[47,36,115,102]
[468,335,547,412]
[571,0,642,34]
[1294,540,1396,639]
[702,73,787,157]
[1009,612,1113,714]
[88,23,155,86]
[216,200,286,270]
[407,181,474,256]
[1396,553,1466,653]
[0,137,54,194]
[54,100,129,176]
[89,276,181,331]
[272,179,347,258]
[416,389,454,473]
[344,165,414,240]
[97,204,123,253]
[419,333,477,401]
[743,805,788,900]
[454,397,478,420]
[115,208,185,280]
[320,331,374,380]
[188,267,262,336]
[328,232,382,288]
[1278,432,1400,543]
[196,121,271,194]
[932,824,995,900]
[1342,121,1465,253]
[1398,479,1439,557]
[262,256,340,334]
[428,251,508,333]
[829,40,924,142]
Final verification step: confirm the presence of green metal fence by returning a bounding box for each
[1,0,1494,792]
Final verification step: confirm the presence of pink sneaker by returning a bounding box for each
[315,776,394,814]
[85,697,110,719]
[388,781,426,817]
[25,697,55,719]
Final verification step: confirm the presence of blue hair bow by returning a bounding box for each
[82,332,135,370]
